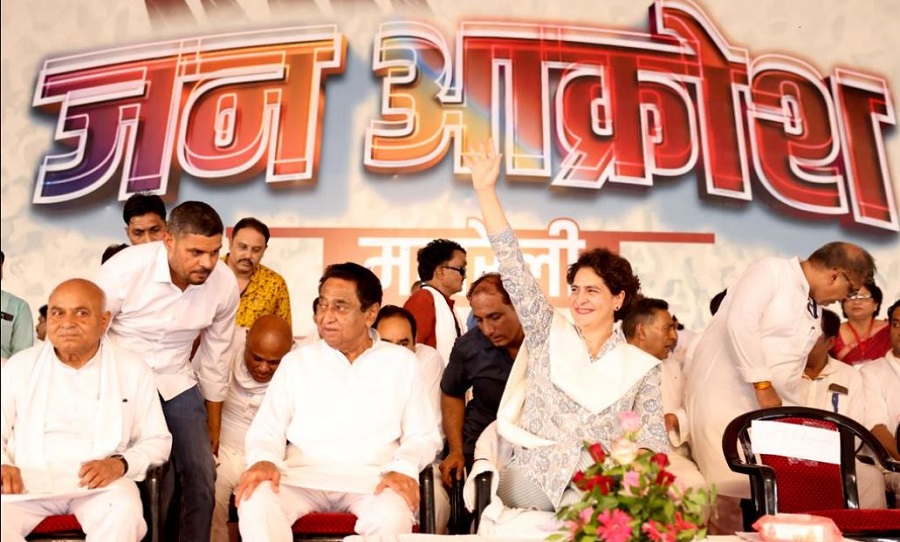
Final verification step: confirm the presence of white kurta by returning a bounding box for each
[212,333,275,542]
[685,256,821,498]
[96,242,240,401]
[860,352,900,432]
[1,340,172,484]
[244,332,442,494]
[414,343,444,437]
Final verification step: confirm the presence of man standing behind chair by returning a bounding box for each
[224,217,292,329]
[211,315,293,542]
[235,262,441,540]
[97,201,239,542]
[685,242,875,531]
[123,193,167,245]
[1,279,172,541]
[404,239,467,363]
[1,250,34,364]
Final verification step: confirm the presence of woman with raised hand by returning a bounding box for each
[465,141,667,512]
[832,281,890,365]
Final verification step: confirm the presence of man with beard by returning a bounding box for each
[224,217,292,329]
[97,201,239,542]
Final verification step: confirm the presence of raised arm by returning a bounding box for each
[466,141,554,346]
[465,140,506,235]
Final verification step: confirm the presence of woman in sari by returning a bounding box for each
[831,281,890,365]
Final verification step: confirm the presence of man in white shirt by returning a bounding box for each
[860,299,900,501]
[684,242,874,532]
[96,201,240,542]
[235,262,441,540]
[373,304,448,532]
[623,297,706,492]
[403,239,468,363]
[1,279,172,541]
[210,314,293,542]
[801,308,886,508]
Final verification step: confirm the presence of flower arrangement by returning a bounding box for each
[551,411,715,542]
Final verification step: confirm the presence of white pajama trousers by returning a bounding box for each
[211,445,245,542]
[237,481,415,542]
[0,477,145,541]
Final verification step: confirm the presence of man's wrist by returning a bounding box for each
[109,454,128,476]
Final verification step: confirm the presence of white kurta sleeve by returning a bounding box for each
[724,260,780,384]
[244,359,294,468]
[381,362,442,481]
[1,359,18,466]
[195,281,239,402]
[860,361,890,430]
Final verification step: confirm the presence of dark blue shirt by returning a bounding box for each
[440,326,515,454]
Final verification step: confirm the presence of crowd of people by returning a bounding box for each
[1,143,898,541]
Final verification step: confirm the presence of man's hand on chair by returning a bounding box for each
[439,451,466,487]
[234,461,280,506]
[375,471,419,511]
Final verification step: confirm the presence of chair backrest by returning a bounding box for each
[755,417,846,512]
[722,406,896,515]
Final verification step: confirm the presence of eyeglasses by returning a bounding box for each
[844,293,873,301]
[314,298,360,316]
[442,265,467,277]
[838,271,860,298]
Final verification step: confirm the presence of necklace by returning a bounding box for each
[847,318,874,356]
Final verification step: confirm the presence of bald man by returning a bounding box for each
[211,315,293,542]
[1,279,171,541]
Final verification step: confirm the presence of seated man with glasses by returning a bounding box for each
[235,263,442,541]
[404,239,468,364]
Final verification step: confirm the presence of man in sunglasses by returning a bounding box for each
[404,239,468,364]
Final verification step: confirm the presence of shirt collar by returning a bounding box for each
[151,242,174,284]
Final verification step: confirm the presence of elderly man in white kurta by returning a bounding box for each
[684,242,874,531]
[210,315,294,542]
[801,308,886,508]
[860,299,900,501]
[235,263,441,541]
[1,279,172,541]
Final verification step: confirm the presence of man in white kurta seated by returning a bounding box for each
[1,279,172,541]
[622,297,707,492]
[210,314,294,542]
[860,299,900,503]
[235,263,442,541]
[800,308,887,508]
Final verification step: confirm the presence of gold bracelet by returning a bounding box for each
[753,381,772,391]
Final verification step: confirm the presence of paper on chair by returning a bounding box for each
[750,420,841,464]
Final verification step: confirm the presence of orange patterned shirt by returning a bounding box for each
[226,258,292,328]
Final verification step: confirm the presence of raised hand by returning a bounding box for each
[463,139,501,193]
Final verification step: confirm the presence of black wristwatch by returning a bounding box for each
[110,454,129,475]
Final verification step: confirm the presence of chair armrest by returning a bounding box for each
[473,471,493,534]
[418,463,436,533]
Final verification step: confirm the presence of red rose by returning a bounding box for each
[655,470,676,487]
[588,442,606,463]
[572,470,586,488]
[586,474,614,495]
[651,452,670,468]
